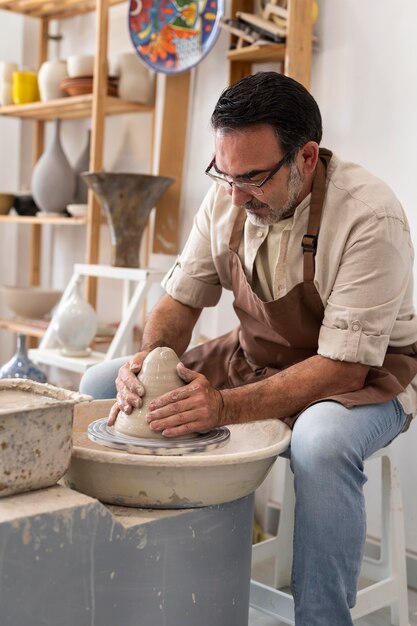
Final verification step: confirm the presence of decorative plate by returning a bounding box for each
[128,0,224,74]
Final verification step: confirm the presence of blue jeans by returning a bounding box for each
[79,361,409,626]
[289,398,409,626]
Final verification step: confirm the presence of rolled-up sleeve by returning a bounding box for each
[318,213,414,366]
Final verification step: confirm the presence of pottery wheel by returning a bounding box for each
[88,417,231,456]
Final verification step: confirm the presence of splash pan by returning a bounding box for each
[65,400,292,509]
[88,417,231,456]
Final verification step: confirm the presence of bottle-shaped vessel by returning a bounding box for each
[0,334,47,383]
[53,278,97,356]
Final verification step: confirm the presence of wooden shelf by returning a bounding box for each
[0,0,125,20]
[0,316,47,338]
[0,214,87,224]
[227,42,286,64]
[0,95,153,122]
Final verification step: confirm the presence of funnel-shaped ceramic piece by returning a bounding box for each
[82,172,174,267]
[114,347,194,439]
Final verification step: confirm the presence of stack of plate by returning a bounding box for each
[60,75,118,97]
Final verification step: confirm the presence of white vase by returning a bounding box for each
[53,278,97,357]
[38,60,67,101]
[31,119,76,214]
[117,52,154,104]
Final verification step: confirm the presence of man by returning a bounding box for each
[80,71,417,625]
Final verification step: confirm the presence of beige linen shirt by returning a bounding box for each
[162,153,417,415]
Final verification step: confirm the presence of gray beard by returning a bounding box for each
[244,162,305,227]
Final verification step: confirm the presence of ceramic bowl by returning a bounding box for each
[0,193,15,215]
[66,203,88,217]
[0,285,62,319]
[13,193,39,216]
[67,54,95,78]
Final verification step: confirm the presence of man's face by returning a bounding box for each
[214,124,305,226]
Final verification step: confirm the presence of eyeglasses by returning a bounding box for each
[205,150,295,196]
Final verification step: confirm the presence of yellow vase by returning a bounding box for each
[12,71,40,104]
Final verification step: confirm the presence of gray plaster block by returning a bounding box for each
[0,485,253,626]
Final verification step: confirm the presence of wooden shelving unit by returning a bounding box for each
[0,0,191,349]
[228,0,314,89]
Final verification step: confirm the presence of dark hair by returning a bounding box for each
[211,72,322,157]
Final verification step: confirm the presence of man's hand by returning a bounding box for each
[107,351,149,426]
[146,363,225,437]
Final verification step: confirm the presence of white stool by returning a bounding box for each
[250,445,410,625]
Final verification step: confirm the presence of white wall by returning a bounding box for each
[0,0,416,551]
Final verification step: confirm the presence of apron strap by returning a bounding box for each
[302,148,332,282]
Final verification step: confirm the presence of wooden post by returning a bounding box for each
[85,0,109,306]
[152,72,191,255]
[284,0,313,88]
[228,0,254,85]
[29,15,49,289]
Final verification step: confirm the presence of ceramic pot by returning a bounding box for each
[38,60,67,101]
[31,119,76,214]
[72,129,91,204]
[0,334,47,383]
[117,52,154,104]
[82,171,174,267]
[0,80,13,106]
[11,71,40,104]
[67,54,95,78]
[0,61,18,82]
[114,347,188,439]
[53,278,97,357]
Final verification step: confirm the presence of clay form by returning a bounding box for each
[114,347,190,439]
[0,378,91,498]
[66,397,292,508]
[82,172,174,267]
[53,277,97,356]
[31,119,76,214]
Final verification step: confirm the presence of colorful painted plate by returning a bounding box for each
[128,0,224,74]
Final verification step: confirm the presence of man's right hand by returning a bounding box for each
[108,351,149,426]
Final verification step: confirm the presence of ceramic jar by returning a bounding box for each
[117,52,154,104]
[31,119,76,214]
[114,347,186,439]
[11,71,40,104]
[67,55,95,78]
[53,278,97,357]
[38,60,68,101]
[0,334,47,383]
[0,62,17,106]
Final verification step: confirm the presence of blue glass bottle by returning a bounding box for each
[0,333,47,383]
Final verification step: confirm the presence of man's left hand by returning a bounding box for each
[146,363,225,437]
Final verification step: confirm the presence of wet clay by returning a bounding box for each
[114,347,193,439]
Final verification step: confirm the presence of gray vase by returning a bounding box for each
[72,129,91,204]
[82,172,175,267]
[31,120,76,214]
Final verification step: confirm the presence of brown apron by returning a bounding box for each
[183,148,417,429]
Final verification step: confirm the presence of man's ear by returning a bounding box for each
[298,141,320,175]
